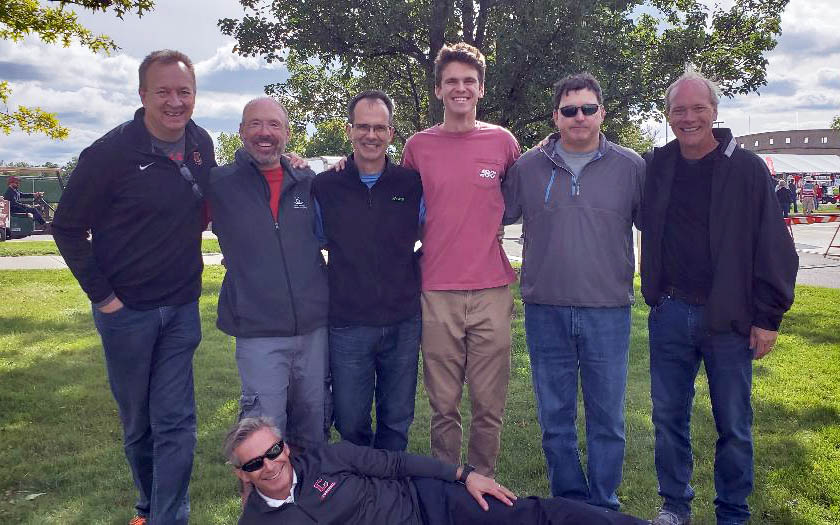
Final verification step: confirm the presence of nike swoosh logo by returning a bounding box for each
[139,163,154,171]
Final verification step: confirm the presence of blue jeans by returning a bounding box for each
[649,297,753,524]
[92,301,200,524]
[524,303,630,510]
[329,314,421,451]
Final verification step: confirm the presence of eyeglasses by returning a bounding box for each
[179,164,203,199]
[558,104,600,118]
[238,440,285,472]
[350,123,392,136]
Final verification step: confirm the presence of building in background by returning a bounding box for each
[737,129,840,155]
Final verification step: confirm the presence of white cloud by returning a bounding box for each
[3,0,839,159]
[194,41,284,76]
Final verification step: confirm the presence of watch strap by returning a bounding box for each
[457,464,475,485]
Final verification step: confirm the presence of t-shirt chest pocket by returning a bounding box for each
[470,159,503,190]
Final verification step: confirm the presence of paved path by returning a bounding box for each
[3,224,840,288]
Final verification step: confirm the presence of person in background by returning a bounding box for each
[4,176,47,225]
[775,178,792,218]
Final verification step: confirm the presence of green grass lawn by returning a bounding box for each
[0,270,838,524]
[0,239,221,257]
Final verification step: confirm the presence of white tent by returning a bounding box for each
[760,154,840,175]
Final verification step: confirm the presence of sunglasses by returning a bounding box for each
[239,440,285,472]
[179,164,203,200]
[558,104,600,118]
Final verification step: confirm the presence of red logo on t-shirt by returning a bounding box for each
[313,478,337,500]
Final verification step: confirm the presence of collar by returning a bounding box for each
[127,107,199,155]
[343,153,392,179]
[541,132,607,159]
[256,469,298,508]
[657,127,737,161]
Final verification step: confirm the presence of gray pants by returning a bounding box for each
[235,326,330,447]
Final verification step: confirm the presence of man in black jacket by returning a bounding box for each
[52,49,215,525]
[224,417,647,525]
[312,90,423,451]
[4,176,46,225]
[641,70,798,525]
[197,97,329,449]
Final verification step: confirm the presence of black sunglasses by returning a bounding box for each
[558,104,600,118]
[239,440,285,472]
[179,164,203,199]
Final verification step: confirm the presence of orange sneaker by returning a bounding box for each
[128,516,147,525]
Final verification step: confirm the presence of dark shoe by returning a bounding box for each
[651,509,691,525]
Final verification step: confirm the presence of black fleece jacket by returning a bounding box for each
[52,108,215,309]
[239,441,456,525]
[312,155,422,326]
[199,149,328,337]
[641,128,798,335]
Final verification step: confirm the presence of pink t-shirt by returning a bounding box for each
[402,121,520,291]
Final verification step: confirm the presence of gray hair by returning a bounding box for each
[241,96,290,131]
[664,66,721,114]
[222,417,281,467]
[139,49,195,90]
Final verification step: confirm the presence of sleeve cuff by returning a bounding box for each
[752,313,781,332]
[93,292,117,309]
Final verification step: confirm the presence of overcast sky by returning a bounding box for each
[1,0,839,165]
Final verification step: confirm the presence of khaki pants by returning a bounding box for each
[803,196,816,214]
[421,286,513,477]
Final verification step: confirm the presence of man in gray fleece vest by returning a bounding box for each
[502,73,644,511]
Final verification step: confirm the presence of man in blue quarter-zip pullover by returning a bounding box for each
[502,73,645,511]
[312,90,423,452]
[197,97,330,451]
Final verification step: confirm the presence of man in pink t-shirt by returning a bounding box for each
[402,42,520,477]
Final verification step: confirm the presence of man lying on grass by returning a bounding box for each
[223,417,646,524]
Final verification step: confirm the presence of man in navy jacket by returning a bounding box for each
[642,70,797,525]
[53,49,215,525]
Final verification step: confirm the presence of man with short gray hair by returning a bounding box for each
[224,417,647,524]
[197,97,329,450]
[641,69,797,525]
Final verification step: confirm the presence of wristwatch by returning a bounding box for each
[457,464,475,485]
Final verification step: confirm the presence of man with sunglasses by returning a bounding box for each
[312,90,423,452]
[52,50,216,525]
[224,417,647,524]
[502,73,645,512]
[197,97,329,452]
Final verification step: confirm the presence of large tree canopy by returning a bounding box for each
[220,0,788,149]
[1,0,153,139]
